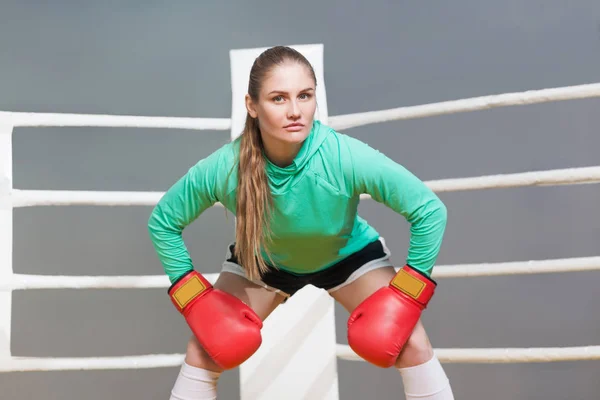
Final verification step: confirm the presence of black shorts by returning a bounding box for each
[221,237,392,297]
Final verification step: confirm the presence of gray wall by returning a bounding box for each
[2,0,600,399]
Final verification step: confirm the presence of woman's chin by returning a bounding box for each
[279,128,310,143]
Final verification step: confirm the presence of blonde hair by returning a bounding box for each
[234,46,316,281]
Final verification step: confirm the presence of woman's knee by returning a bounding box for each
[395,321,434,369]
[180,272,285,373]
[184,335,225,373]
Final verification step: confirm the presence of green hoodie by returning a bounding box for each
[148,120,447,283]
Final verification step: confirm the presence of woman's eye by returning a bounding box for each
[273,95,284,102]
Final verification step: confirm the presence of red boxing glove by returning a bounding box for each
[347,265,436,368]
[168,270,263,370]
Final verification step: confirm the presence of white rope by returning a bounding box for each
[0,111,230,130]
[336,345,600,364]
[328,82,600,130]
[3,83,599,132]
[0,354,184,372]
[431,256,600,278]
[3,344,599,372]
[3,256,598,291]
[359,165,600,200]
[1,273,218,290]
[422,165,600,193]
[10,189,225,207]
[10,189,165,207]
[10,165,600,208]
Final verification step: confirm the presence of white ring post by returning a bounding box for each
[0,122,14,360]
[229,44,339,400]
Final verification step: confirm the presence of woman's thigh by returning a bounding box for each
[329,265,397,313]
[213,271,287,320]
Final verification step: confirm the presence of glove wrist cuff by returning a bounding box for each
[389,265,436,307]
[168,270,213,313]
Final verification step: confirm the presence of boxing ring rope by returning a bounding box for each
[8,164,600,208]
[2,81,600,130]
[0,111,231,131]
[4,347,600,373]
[3,255,600,292]
[328,81,600,130]
[1,44,599,397]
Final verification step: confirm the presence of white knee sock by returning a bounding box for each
[398,355,454,399]
[170,361,221,400]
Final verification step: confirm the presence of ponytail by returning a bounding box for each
[234,114,273,281]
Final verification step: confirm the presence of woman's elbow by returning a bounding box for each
[438,198,447,221]
[434,198,448,230]
[147,205,167,239]
[421,196,447,233]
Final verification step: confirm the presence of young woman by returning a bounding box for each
[148,46,454,400]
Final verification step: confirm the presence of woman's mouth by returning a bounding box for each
[284,122,304,132]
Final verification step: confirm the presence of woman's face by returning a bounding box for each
[246,61,317,148]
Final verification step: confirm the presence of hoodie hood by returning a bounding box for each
[265,119,330,195]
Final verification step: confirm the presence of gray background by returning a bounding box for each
[2,0,600,399]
